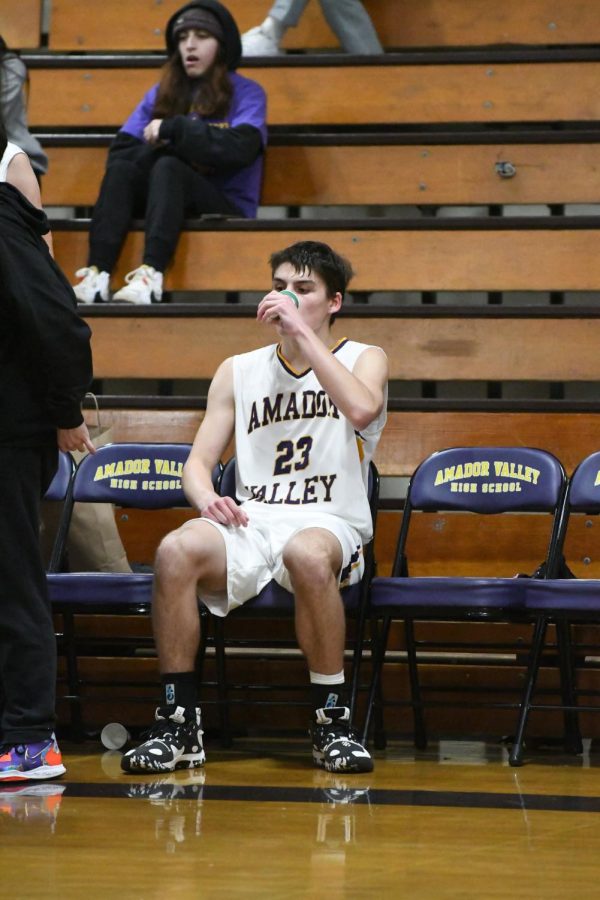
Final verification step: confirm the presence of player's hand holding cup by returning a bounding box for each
[257,289,301,330]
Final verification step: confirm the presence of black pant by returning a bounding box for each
[88,154,240,274]
[0,446,58,743]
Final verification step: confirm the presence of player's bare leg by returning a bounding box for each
[121,521,226,775]
[283,527,345,674]
[283,527,373,774]
[152,519,227,671]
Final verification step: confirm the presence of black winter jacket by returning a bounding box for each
[0,184,93,446]
[107,121,262,177]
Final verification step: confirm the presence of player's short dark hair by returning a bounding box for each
[269,241,354,301]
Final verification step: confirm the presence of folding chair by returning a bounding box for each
[362,446,567,753]
[200,456,380,745]
[44,450,76,570]
[47,442,195,733]
[510,449,600,766]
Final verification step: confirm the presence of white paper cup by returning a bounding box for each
[280,289,300,308]
[100,722,130,750]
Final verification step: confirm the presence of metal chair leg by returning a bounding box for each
[405,617,427,750]
[349,589,370,726]
[213,617,232,747]
[556,619,583,755]
[195,607,209,686]
[509,616,548,767]
[61,610,85,740]
[361,614,391,747]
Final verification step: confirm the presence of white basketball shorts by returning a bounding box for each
[198,502,364,617]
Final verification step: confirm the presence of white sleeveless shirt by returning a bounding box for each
[232,338,387,541]
[0,141,25,182]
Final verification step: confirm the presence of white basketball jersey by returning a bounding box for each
[232,338,387,540]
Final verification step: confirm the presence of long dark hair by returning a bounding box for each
[152,42,233,119]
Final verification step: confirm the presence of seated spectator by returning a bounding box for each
[73,1,267,305]
[0,35,48,181]
[242,0,383,56]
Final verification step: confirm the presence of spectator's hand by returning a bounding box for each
[143,119,164,144]
[200,494,248,527]
[57,423,96,454]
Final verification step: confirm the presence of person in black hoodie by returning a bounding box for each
[0,177,94,782]
[72,0,267,306]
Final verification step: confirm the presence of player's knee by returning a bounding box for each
[156,523,225,587]
[155,529,185,574]
[155,527,202,579]
[283,537,336,587]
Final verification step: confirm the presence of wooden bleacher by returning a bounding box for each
[36,4,600,739]
[0,0,42,50]
[41,133,600,209]
[25,52,600,128]
[47,0,600,52]
[80,304,600,381]
[51,219,600,296]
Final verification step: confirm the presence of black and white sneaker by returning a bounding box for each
[321,783,371,806]
[121,706,205,774]
[125,770,205,802]
[311,707,373,774]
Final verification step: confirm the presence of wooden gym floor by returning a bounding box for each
[3,738,600,898]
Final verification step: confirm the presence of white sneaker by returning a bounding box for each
[112,265,163,305]
[241,25,282,56]
[72,266,110,304]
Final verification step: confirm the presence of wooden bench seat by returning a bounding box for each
[52,218,600,295]
[26,54,600,128]
[2,0,42,49]
[42,137,600,208]
[48,0,600,52]
[81,306,600,382]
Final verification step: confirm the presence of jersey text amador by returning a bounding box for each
[232,339,387,541]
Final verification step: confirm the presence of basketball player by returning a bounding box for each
[122,240,388,774]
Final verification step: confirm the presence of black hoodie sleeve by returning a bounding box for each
[0,200,93,430]
[105,130,167,177]
[107,130,146,162]
[158,117,263,172]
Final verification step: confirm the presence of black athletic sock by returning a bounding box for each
[160,672,198,711]
[311,682,349,713]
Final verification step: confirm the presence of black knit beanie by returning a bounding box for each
[171,9,224,45]
[165,1,241,70]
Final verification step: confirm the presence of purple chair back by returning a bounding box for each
[44,451,75,501]
[568,451,600,512]
[408,446,566,514]
[72,443,192,509]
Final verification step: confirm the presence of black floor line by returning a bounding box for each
[17,780,600,813]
